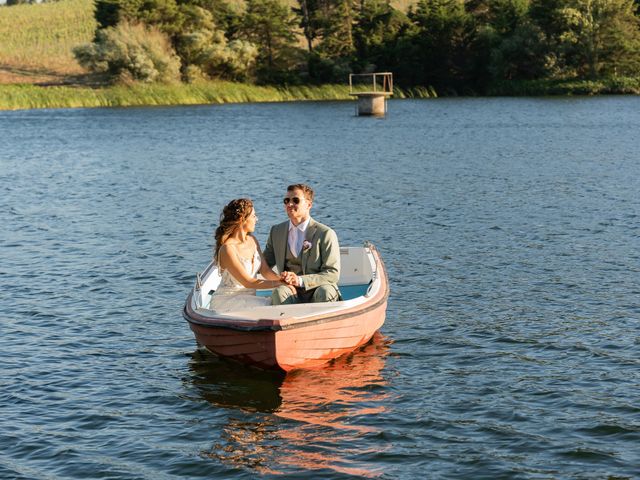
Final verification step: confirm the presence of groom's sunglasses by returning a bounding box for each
[283,197,301,205]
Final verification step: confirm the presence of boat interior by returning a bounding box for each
[192,246,382,320]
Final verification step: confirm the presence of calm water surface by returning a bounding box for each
[1,98,639,479]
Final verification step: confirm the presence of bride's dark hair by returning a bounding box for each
[214,198,254,263]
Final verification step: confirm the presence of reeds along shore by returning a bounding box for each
[3,77,640,111]
[0,83,353,111]
[0,82,438,111]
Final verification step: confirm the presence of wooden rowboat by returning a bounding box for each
[183,242,389,372]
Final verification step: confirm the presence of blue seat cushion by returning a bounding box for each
[256,283,369,300]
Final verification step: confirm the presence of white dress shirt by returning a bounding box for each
[288,218,310,287]
[288,218,310,257]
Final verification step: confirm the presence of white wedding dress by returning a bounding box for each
[209,249,271,312]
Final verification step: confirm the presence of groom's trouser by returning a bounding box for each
[272,284,340,305]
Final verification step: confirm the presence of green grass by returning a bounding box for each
[0,0,95,78]
[0,82,350,110]
[0,81,435,110]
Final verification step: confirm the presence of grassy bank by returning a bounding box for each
[0,81,436,111]
[0,82,345,110]
[5,76,640,111]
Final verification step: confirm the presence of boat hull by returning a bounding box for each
[187,301,386,371]
[183,245,389,372]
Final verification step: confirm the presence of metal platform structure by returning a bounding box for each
[349,73,393,116]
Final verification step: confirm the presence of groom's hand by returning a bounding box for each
[281,271,299,286]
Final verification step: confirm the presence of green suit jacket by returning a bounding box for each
[263,218,341,290]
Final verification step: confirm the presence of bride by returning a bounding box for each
[209,198,283,312]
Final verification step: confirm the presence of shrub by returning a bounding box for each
[74,21,181,83]
[175,6,258,81]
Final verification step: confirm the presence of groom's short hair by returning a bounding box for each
[287,183,314,203]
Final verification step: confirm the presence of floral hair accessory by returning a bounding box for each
[302,240,312,252]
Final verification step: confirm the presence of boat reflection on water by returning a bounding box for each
[188,349,284,413]
[188,332,392,477]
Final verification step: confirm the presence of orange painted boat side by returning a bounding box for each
[183,246,389,371]
[274,298,387,371]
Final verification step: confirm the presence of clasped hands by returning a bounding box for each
[280,271,300,293]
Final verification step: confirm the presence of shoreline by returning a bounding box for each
[0,78,638,111]
[0,81,429,111]
[0,81,356,111]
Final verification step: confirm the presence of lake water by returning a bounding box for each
[1,97,639,479]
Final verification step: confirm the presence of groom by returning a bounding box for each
[263,183,341,305]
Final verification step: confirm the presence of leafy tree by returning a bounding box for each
[95,0,122,29]
[487,21,549,80]
[175,5,257,81]
[133,0,184,36]
[529,0,571,39]
[483,0,550,81]
[316,0,359,58]
[353,0,412,73]
[401,0,473,92]
[240,0,300,81]
[528,0,571,76]
[293,0,323,52]
[180,0,240,33]
[486,0,530,34]
[462,0,558,89]
[559,0,640,77]
[291,0,363,81]
[94,0,183,33]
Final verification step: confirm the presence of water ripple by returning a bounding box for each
[2,98,640,478]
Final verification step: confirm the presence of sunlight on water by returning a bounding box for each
[1,97,639,479]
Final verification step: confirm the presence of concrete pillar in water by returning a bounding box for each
[356,93,388,116]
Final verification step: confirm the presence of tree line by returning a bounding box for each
[72,0,640,93]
